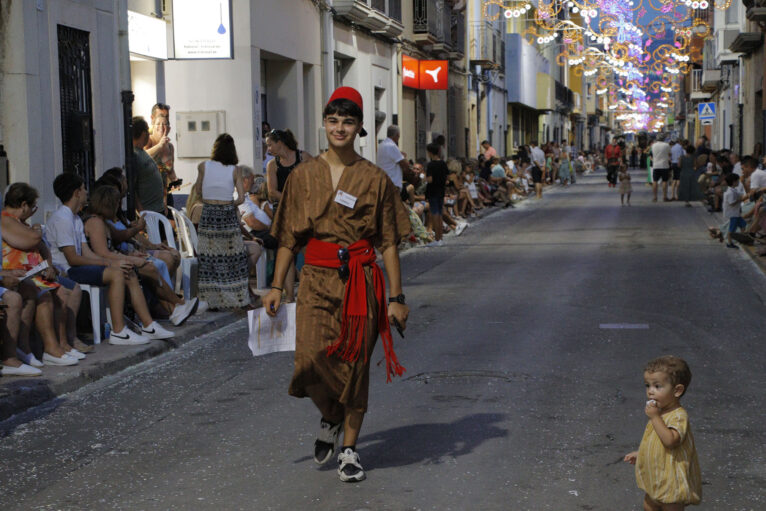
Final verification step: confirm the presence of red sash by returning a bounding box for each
[304,238,405,382]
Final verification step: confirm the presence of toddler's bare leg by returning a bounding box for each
[643,494,660,511]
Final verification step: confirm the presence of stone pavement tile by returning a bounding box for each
[0,309,246,422]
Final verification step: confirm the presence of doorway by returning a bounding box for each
[58,25,95,190]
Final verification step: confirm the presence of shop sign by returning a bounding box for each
[402,55,420,89]
[418,60,448,90]
[128,10,168,60]
[173,0,232,59]
[402,56,449,90]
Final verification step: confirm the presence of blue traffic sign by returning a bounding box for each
[698,102,716,120]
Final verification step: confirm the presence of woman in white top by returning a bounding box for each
[193,134,250,309]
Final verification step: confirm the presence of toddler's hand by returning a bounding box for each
[624,451,638,465]
[645,400,661,418]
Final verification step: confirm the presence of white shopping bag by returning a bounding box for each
[247,303,296,356]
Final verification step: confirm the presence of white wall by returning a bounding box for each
[163,0,256,190]
[159,0,322,187]
[0,0,123,219]
[333,23,395,162]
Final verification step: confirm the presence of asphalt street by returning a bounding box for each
[2,170,765,510]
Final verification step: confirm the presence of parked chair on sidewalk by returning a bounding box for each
[168,207,199,300]
[79,284,110,345]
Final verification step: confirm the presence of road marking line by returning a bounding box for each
[599,323,649,329]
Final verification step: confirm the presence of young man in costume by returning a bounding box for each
[263,87,411,483]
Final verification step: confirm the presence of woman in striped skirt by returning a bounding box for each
[193,134,250,309]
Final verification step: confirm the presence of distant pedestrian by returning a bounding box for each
[559,151,572,186]
[651,135,671,202]
[624,356,701,510]
[678,145,702,206]
[193,134,250,309]
[527,157,544,199]
[425,142,448,247]
[377,126,408,190]
[618,164,632,206]
[605,138,622,187]
[723,173,746,249]
[670,140,684,201]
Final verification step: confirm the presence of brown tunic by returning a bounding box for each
[270,156,411,413]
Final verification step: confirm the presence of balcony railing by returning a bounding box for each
[334,0,404,36]
[470,23,503,68]
[450,10,465,56]
[370,0,402,22]
[414,0,440,38]
[691,69,703,92]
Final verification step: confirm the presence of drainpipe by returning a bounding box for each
[321,1,335,105]
[738,56,744,155]
[117,0,136,219]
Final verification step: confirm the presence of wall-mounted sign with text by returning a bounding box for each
[172,0,233,60]
[401,56,448,91]
[127,10,168,60]
[402,55,420,89]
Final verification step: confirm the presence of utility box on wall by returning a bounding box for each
[176,111,226,158]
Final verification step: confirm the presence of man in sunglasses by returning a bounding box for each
[263,87,411,483]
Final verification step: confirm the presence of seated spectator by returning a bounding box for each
[237,166,266,290]
[84,184,198,326]
[0,277,41,376]
[97,168,182,292]
[2,183,85,367]
[5,183,87,356]
[240,168,274,243]
[48,172,162,345]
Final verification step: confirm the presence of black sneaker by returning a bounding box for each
[314,419,341,465]
[337,447,366,482]
[726,243,739,249]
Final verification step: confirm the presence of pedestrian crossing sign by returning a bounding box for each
[698,102,716,120]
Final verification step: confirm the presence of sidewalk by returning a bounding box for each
[0,309,245,422]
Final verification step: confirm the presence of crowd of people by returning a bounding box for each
[604,133,766,251]
[0,94,597,379]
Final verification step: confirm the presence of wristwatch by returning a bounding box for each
[388,294,406,305]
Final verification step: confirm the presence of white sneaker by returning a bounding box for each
[66,349,86,360]
[1,363,42,376]
[42,352,78,366]
[195,300,209,315]
[141,321,175,340]
[337,448,366,483]
[109,328,151,346]
[455,223,467,236]
[426,240,444,248]
[16,349,44,367]
[169,298,198,326]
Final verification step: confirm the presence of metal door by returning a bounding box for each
[57,25,95,189]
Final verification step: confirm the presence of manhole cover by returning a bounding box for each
[404,370,532,384]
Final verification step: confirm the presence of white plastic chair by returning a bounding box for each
[79,284,110,344]
[139,210,178,249]
[168,207,199,300]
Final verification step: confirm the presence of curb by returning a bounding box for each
[0,310,246,422]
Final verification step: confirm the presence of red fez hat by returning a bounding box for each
[326,86,367,137]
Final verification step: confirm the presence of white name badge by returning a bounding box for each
[334,190,357,209]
